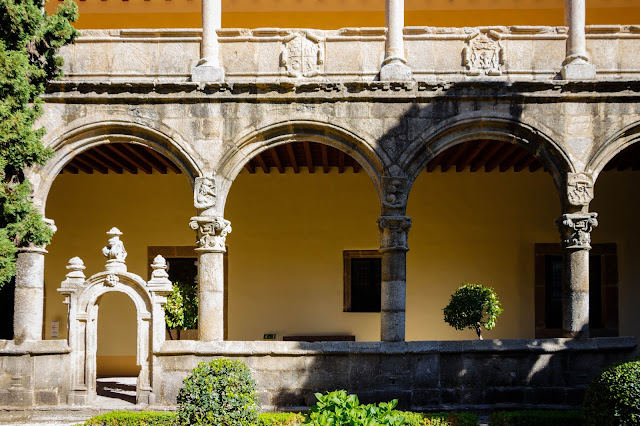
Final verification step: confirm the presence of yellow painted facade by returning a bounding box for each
[45,0,640,30]
[44,166,640,375]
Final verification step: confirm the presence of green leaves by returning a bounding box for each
[0,0,77,288]
[164,281,198,331]
[303,390,404,426]
[443,283,503,340]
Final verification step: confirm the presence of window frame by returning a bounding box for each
[343,249,382,313]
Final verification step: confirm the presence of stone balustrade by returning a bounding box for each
[58,26,640,83]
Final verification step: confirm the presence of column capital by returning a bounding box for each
[377,215,412,253]
[189,216,231,253]
[555,212,598,250]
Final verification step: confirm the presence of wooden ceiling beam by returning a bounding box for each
[456,140,488,172]
[64,164,79,174]
[85,150,123,174]
[96,145,138,174]
[117,144,154,174]
[285,143,300,174]
[245,161,255,174]
[513,154,537,172]
[321,144,329,173]
[485,143,519,172]
[74,155,107,174]
[426,152,444,172]
[500,148,530,172]
[352,160,361,173]
[338,150,345,173]
[303,141,314,173]
[529,161,543,172]
[271,148,285,174]
[470,142,503,172]
[441,144,465,172]
[69,159,93,174]
[145,147,181,174]
[254,152,270,174]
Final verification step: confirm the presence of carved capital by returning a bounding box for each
[194,175,217,210]
[377,216,412,252]
[189,216,232,253]
[566,172,594,206]
[555,213,598,250]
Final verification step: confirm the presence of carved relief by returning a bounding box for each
[102,227,127,272]
[567,173,594,206]
[383,176,408,209]
[280,32,324,78]
[105,274,119,287]
[556,213,598,249]
[189,216,232,252]
[378,216,412,252]
[463,32,505,76]
[194,176,217,210]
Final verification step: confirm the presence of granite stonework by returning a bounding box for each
[2,22,640,417]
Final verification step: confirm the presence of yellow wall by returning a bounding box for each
[45,0,639,30]
[97,292,139,377]
[44,165,640,365]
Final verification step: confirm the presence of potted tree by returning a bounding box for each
[443,283,503,340]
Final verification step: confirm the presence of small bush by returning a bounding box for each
[176,358,259,425]
[302,390,405,425]
[489,410,583,426]
[583,358,640,426]
[443,283,503,340]
[258,412,305,425]
[401,411,479,426]
[82,410,176,425]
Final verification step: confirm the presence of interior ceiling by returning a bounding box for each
[61,140,638,175]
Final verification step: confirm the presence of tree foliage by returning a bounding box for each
[443,283,503,340]
[164,281,198,339]
[0,0,77,287]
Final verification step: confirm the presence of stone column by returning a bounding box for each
[191,0,224,82]
[189,216,231,341]
[378,216,411,341]
[556,212,598,337]
[380,0,412,81]
[561,0,595,79]
[13,246,46,341]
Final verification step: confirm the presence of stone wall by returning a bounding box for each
[156,337,637,411]
[59,26,640,82]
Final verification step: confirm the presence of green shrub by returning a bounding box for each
[302,390,405,425]
[399,412,479,426]
[176,358,259,425]
[489,410,583,426]
[258,412,305,425]
[583,358,640,426]
[82,410,176,425]
[443,283,503,340]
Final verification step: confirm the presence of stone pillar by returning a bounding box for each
[192,0,224,82]
[378,216,411,341]
[189,216,231,341]
[380,0,412,81]
[561,0,595,79]
[556,212,598,338]
[13,246,46,341]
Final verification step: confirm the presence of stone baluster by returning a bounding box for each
[556,172,597,337]
[192,0,224,82]
[380,0,412,81]
[378,215,411,342]
[562,0,596,79]
[13,219,56,341]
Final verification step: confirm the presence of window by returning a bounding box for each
[343,250,381,312]
[534,243,618,338]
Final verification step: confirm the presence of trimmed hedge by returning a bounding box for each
[82,410,176,426]
[401,411,479,426]
[489,410,584,425]
[583,358,640,426]
[258,412,305,425]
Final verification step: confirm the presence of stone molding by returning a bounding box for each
[556,212,599,250]
[189,216,231,252]
[378,215,412,252]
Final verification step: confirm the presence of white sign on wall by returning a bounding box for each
[51,321,59,339]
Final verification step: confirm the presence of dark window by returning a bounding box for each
[344,250,381,312]
[535,243,618,338]
[0,277,15,339]
[165,258,197,287]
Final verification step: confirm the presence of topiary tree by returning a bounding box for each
[443,283,503,340]
[583,358,640,425]
[0,0,78,287]
[176,358,259,426]
[164,281,198,340]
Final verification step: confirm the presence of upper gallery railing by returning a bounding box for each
[58,26,640,83]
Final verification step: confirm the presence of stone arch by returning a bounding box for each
[401,116,573,195]
[215,120,388,214]
[587,120,640,181]
[32,119,202,210]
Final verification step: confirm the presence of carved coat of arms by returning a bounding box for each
[463,32,505,76]
[280,32,324,78]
